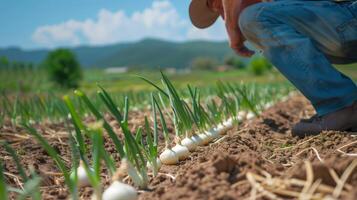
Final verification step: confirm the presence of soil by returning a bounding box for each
[1,95,356,200]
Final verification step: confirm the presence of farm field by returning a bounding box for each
[2,64,356,94]
[2,0,357,199]
[0,69,356,200]
[1,68,287,94]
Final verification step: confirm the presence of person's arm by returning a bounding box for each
[222,0,254,57]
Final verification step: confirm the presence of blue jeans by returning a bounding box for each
[239,0,357,116]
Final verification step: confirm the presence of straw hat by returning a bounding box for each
[189,0,220,29]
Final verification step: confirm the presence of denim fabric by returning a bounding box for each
[239,0,357,116]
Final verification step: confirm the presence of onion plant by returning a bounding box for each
[206,99,224,124]
[65,94,118,184]
[142,116,161,176]
[152,94,181,164]
[97,86,149,189]
[79,121,106,200]
[65,95,119,198]
[13,169,41,200]
[132,93,161,176]
[67,87,144,189]
[0,110,4,127]
[140,72,193,143]
[102,159,138,200]
[22,124,78,199]
[67,87,147,192]
[0,160,8,200]
[187,85,213,131]
[141,72,225,148]
[216,82,238,120]
[74,90,125,158]
[1,142,41,200]
[186,85,220,144]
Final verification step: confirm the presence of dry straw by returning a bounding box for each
[245,160,357,200]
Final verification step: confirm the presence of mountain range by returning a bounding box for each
[0,38,243,69]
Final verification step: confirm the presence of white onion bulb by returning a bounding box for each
[247,112,255,120]
[191,134,203,146]
[172,144,190,160]
[70,165,92,187]
[205,129,219,139]
[223,118,233,130]
[146,157,162,171]
[281,96,289,101]
[102,181,138,200]
[237,111,247,121]
[159,149,179,165]
[215,123,226,135]
[264,102,273,109]
[197,133,211,145]
[181,137,197,151]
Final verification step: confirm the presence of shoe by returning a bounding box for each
[292,101,357,138]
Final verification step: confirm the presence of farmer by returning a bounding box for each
[189,0,357,137]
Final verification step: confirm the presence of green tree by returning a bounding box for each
[43,49,82,88]
[191,57,218,71]
[224,56,246,69]
[0,57,9,68]
[248,56,273,76]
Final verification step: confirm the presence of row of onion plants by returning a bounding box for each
[0,90,153,127]
[0,73,292,199]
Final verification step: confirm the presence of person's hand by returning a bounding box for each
[219,0,257,57]
[234,45,255,57]
[229,34,254,57]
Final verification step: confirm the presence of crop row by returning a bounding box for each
[0,72,293,200]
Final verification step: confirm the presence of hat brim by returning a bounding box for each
[189,0,220,29]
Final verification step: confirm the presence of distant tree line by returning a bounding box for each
[0,56,35,70]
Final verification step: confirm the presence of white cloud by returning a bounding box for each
[32,20,83,47]
[32,0,227,48]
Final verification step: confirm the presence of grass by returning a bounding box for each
[1,67,289,94]
[82,69,288,93]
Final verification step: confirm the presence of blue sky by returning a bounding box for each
[0,0,226,49]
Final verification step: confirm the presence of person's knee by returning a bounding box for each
[239,3,266,41]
